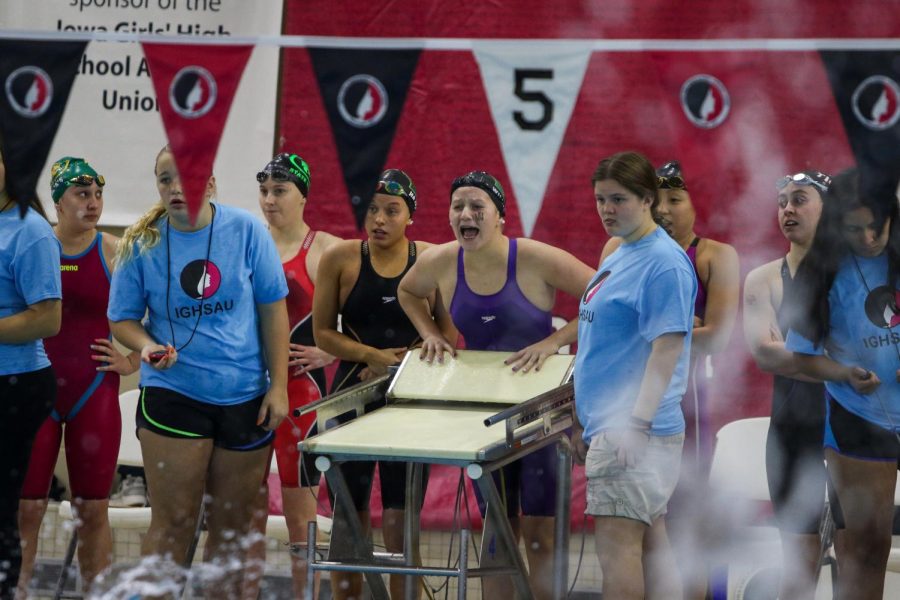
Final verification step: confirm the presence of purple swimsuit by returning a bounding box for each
[450,238,557,518]
[449,238,552,351]
[686,237,708,320]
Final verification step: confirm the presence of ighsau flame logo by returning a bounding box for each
[337,74,388,128]
[5,66,53,118]
[852,75,900,131]
[863,285,900,329]
[180,259,221,300]
[169,66,217,119]
[582,270,611,305]
[680,74,730,129]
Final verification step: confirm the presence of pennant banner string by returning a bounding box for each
[1,29,900,51]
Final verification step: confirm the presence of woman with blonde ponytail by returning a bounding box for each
[107,146,289,596]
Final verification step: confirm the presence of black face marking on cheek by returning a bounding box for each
[474,210,484,224]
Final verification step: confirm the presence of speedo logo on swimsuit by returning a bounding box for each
[60,265,78,272]
[382,296,396,304]
[481,315,496,323]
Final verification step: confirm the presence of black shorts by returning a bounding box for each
[825,393,900,460]
[137,386,274,451]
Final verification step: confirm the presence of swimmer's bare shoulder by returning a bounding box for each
[744,258,783,311]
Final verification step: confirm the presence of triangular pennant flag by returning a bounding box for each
[0,40,87,216]
[821,50,900,203]
[142,42,253,224]
[474,42,590,237]
[308,48,421,229]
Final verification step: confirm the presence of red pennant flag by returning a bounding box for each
[142,42,252,224]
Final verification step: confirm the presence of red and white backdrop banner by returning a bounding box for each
[0,0,283,224]
[2,0,899,527]
[275,0,900,527]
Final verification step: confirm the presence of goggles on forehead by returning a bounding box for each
[776,172,831,194]
[657,175,685,190]
[376,179,408,199]
[256,167,295,184]
[69,173,105,187]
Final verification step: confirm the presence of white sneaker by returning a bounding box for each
[109,475,148,508]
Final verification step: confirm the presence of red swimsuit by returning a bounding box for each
[273,230,325,488]
[21,233,121,500]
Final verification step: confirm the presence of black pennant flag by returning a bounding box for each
[308,48,421,229]
[0,40,87,215]
[821,50,900,203]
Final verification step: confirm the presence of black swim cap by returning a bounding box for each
[374,168,417,215]
[256,153,310,196]
[450,171,505,217]
[656,160,686,191]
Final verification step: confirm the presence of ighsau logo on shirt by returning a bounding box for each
[580,270,611,323]
[862,285,900,349]
[173,259,233,319]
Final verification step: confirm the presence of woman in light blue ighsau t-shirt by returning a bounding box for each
[0,151,62,597]
[107,146,288,596]
[575,151,696,600]
[786,167,900,599]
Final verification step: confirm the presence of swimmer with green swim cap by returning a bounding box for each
[50,157,105,203]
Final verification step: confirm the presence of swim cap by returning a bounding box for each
[50,157,105,203]
[256,153,310,197]
[450,171,506,217]
[374,169,417,214]
[656,160,687,191]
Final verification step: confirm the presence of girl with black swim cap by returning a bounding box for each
[398,169,593,600]
[313,168,455,600]
[244,152,341,599]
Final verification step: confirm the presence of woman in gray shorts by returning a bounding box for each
[574,151,697,599]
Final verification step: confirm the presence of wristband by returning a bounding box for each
[628,415,652,431]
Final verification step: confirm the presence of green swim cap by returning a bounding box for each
[50,156,105,203]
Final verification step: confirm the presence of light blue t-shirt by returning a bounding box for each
[0,206,62,376]
[786,252,900,430]
[574,227,696,442]
[108,204,288,405]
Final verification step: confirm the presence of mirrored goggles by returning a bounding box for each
[776,172,831,193]
[69,174,105,187]
[657,175,685,190]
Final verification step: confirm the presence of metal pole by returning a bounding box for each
[306,520,317,600]
[403,463,423,600]
[470,465,535,600]
[321,457,391,600]
[458,529,469,600]
[553,440,572,600]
